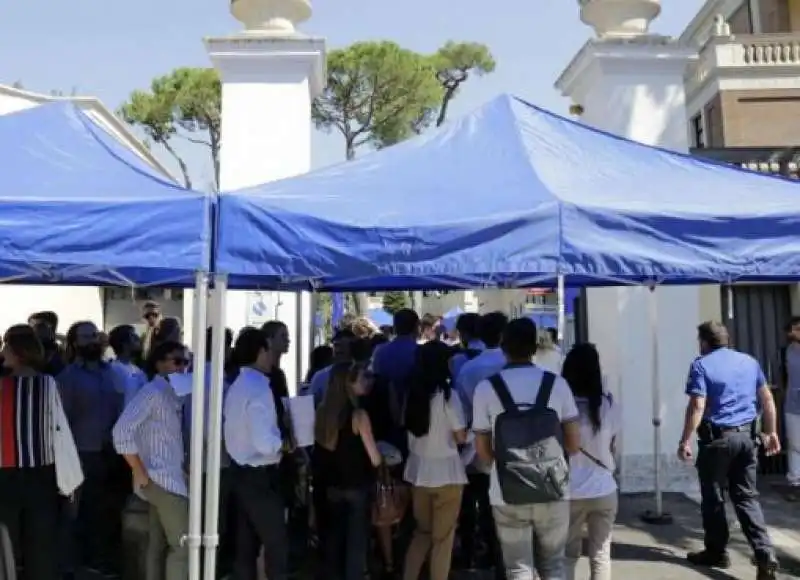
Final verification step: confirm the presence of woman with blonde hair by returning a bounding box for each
[313,362,382,580]
[351,316,379,339]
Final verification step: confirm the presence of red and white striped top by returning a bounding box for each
[0,375,56,469]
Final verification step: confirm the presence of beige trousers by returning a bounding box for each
[565,493,618,580]
[402,484,463,580]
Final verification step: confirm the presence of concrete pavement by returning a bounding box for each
[598,492,800,579]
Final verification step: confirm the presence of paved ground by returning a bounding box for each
[594,490,800,579]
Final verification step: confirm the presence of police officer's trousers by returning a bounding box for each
[696,430,774,563]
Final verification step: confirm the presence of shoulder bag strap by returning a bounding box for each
[534,371,556,409]
[488,374,516,413]
[580,447,611,471]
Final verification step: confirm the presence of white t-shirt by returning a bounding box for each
[472,364,579,506]
[569,395,621,500]
[533,348,563,375]
[404,390,468,487]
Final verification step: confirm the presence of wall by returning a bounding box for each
[718,89,800,146]
[0,286,104,338]
[761,0,792,32]
[790,0,800,29]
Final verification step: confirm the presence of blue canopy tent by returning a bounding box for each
[215,93,800,291]
[0,102,210,286]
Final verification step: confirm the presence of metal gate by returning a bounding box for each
[721,284,793,475]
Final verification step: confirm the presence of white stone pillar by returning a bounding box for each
[206,0,325,392]
[556,0,702,495]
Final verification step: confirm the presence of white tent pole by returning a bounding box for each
[186,271,208,580]
[202,274,228,580]
[641,283,673,524]
[556,274,565,342]
[726,284,734,321]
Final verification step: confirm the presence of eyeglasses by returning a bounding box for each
[143,312,159,320]
[172,357,189,366]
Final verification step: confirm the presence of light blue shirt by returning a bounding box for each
[685,347,765,427]
[224,367,283,467]
[455,347,507,425]
[111,360,148,408]
[309,364,333,406]
[112,376,187,497]
[450,340,486,380]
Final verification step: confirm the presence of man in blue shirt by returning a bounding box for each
[679,321,780,579]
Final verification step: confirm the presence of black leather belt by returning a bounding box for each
[711,423,750,437]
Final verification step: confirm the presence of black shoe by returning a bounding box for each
[686,550,732,569]
[756,557,778,580]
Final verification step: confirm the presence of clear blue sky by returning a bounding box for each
[0,0,703,186]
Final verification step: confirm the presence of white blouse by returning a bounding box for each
[404,390,468,487]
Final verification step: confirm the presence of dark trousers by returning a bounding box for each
[697,431,774,563]
[325,487,371,580]
[75,451,116,572]
[0,466,59,580]
[231,464,287,580]
[215,467,236,579]
[458,472,502,571]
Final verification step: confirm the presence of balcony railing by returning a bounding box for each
[686,32,800,97]
[691,146,800,178]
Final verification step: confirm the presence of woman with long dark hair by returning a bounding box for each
[313,362,382,580]
[561,343,620,580]
[402,341,467,580]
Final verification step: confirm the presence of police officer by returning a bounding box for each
[678,321,780,579]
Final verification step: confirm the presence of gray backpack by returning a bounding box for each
[488,370,569,504]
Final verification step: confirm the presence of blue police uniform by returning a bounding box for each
[685,346,775,568]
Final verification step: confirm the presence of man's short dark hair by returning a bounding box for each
[232,327,269,367]
[787,316,800,331]
[697,321,729,349]
[393,309,420,336]
[29,311,59,330]
[478,311,509,348]
[546,327,558,343]
[456,313,480,340]
[261,320,287,338]
[108,324,136,355]
[502,317,538,360]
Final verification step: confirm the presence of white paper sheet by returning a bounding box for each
[282,395,315,448]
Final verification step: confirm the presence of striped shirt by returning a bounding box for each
[112,375,187,497]
[0,375,56,469]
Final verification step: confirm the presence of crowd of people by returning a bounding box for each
[0,303,786,580]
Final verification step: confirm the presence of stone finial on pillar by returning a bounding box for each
[579,0,661,38]
[230,0,312,34]
[713,14,731,37]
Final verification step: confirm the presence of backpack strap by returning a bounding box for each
[534,371,556,410]
[488,374,516,413]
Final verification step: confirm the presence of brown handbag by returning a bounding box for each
[371,465,409,527]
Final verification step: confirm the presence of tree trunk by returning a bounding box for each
[162,139,193,189]
[436,86,459,128]
[344,136,361,315]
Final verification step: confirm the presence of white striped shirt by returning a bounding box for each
[112,375,187,497]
